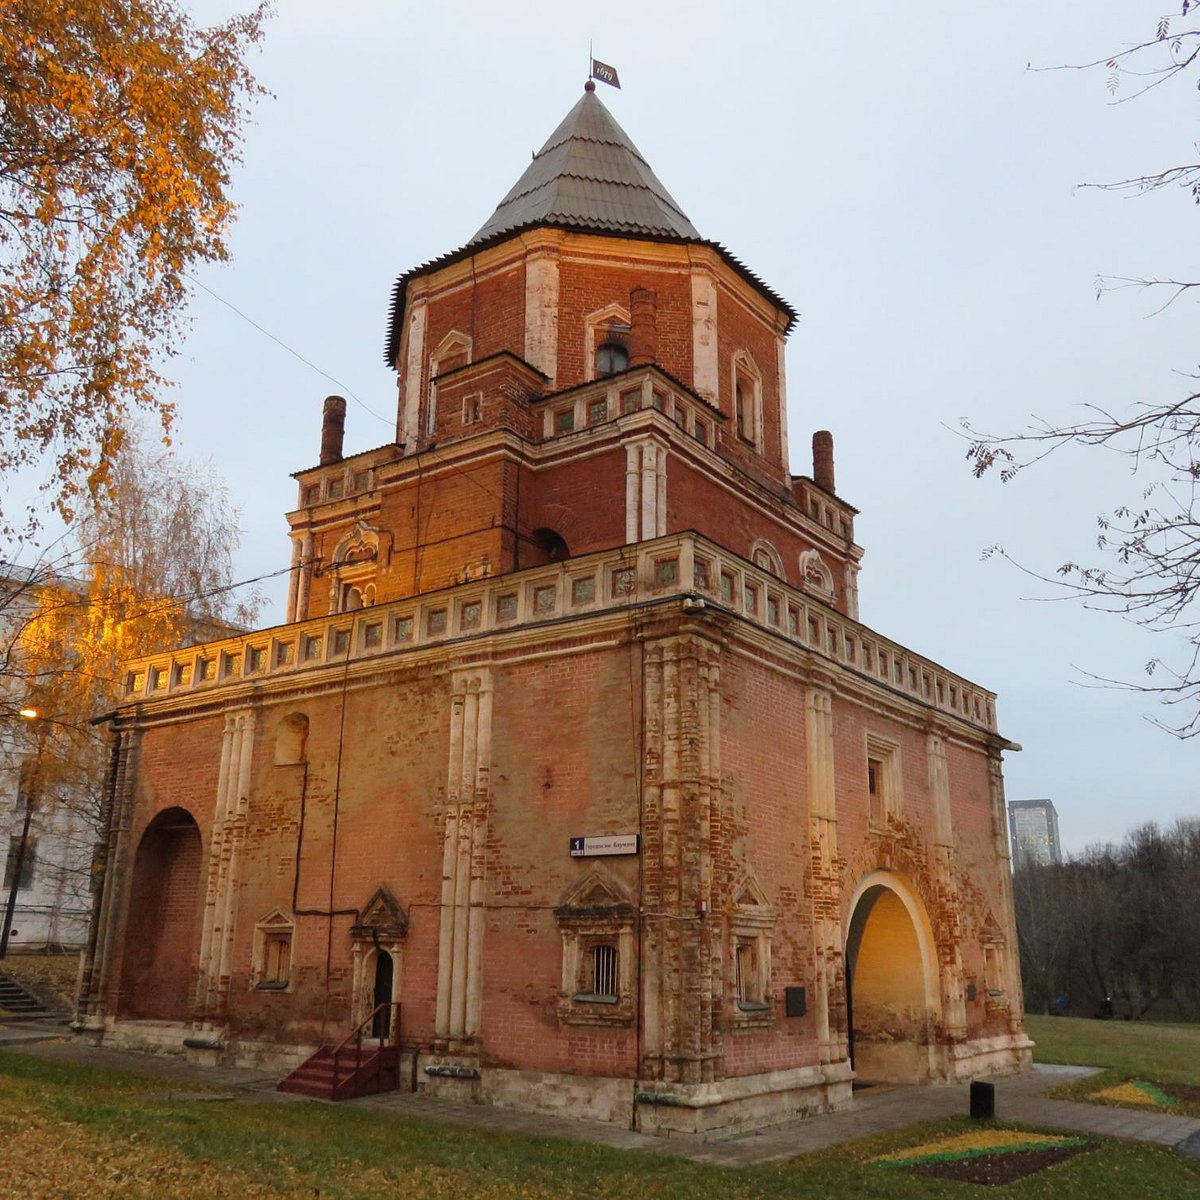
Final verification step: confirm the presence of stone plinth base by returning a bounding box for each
[483,1067,635,1126]
[634,1061,854,1138]
[97,1019,314,1074]
[947,1031,1034,1081]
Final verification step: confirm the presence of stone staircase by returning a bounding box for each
[0,969,52,1019]
[278,1002,402,1101]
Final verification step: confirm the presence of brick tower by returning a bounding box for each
[78,84,1030,1135]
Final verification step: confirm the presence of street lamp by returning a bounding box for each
[0,708,42,958]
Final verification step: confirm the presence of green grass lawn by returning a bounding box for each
[2,1048,1198,1198]
[1027,1014,1200,1085]
[1028,1013,1200,1116]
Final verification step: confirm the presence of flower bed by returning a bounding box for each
[873,1129,1092,1187]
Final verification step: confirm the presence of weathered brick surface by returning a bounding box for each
[88,214,1024,1121]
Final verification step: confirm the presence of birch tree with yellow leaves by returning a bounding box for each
[2,431,259,934]
[0,0,269,531]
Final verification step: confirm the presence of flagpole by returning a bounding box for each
[588,38,592,83]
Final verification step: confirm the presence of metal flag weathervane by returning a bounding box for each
[590,52,620,89]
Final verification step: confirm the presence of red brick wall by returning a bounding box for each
[480,641,641,1074]
[554,253,694,389]
[667,452,845,607]
[230,676,450,1044]
[717,650,820,1076]
[519,448,628,561]
[110,599,1009,1077]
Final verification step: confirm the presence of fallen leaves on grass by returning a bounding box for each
[0,1104,290,1199]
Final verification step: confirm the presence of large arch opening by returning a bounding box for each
[845,872,940,1084]
[118,807,203,1021]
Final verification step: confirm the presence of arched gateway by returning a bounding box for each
[845,869,942,1084]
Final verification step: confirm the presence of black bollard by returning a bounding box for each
[969,1080,996,1119]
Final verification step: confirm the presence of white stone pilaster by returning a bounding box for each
[806,685,846,1064]
[776,333,790,474]
[625,444,640,544]
[524,251,559,385]
[399,299,427,448]
[194,709,256,1026]
[928,731,967,1039]
[625,439,668,542]
[690,266,719,404]
[285,536,302,624]
[434,668,493,1044]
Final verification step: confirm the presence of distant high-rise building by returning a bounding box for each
[1008,799,1062,868]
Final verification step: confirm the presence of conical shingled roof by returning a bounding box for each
[384,89,797,366]
[468,86,700,245]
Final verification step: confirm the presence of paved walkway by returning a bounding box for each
[3,1022,1199,1168]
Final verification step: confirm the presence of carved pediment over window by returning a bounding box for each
[729,867,776,1026]
[979,908,1005,945]
[730,869,774,926]
[351,885,409,941]
[555,869,634,927]
[334,520,381,567]
[258,907,292,931]
[799,550,835,599]
[329,520,388,613]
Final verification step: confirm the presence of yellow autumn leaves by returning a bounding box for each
[0,1,270,530]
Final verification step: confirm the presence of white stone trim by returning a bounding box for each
[690,265,719,403]
[584,301,631,382]
[623,436,668,542]
[427,329,473,437]
[865,731,903,824]
[435,667,493,1040]
[731,349,763,453]
[399,299,426,449]
[523,249,559,384]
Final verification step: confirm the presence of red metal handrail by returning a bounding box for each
[328,1001,402,1092]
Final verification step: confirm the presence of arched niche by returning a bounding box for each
[520,527,570,569]
[274,712,309,766]
[118,807,203,1021]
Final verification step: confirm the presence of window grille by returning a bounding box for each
[735,942,756,1004]
[592,944,618,999]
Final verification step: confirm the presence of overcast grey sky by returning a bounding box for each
[62,2,1200,852]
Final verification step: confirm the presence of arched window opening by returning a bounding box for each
[585,304,631,381]
[730,350,762,451]
[750,539,784,580]
[596,338,629,377]
[428,330,473,435]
